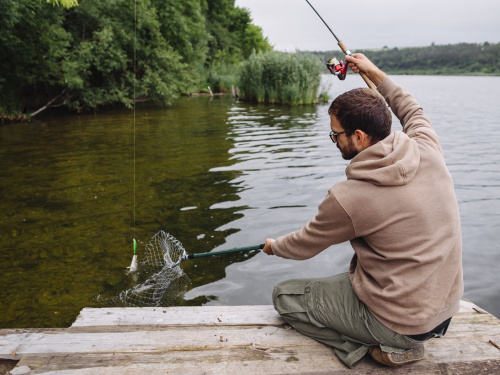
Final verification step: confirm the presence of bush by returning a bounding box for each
[239,51,323,105]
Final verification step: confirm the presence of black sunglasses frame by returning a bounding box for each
[329,130,347,143]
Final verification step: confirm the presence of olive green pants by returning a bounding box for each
[272,272,423,368]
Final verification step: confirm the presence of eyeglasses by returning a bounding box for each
[329,130,347,143]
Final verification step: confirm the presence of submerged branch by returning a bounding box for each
[29,89,69,118]
[133,97,150,103]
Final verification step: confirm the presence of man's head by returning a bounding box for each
[328,88,392,160]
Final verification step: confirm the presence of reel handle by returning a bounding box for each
[337,41,377,91]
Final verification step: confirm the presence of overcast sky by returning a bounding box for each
[235,0,500,51]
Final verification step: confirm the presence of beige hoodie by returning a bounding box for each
[271,77,463,335]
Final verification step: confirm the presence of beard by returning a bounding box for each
[337,137,359,160]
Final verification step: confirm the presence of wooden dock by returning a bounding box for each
[1,300,500,374]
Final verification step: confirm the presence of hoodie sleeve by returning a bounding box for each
[378,77,442,153]
[271,190,355,260]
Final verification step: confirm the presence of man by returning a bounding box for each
[262,54,463,368]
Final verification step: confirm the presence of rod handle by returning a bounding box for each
[337,41,377,91]
[337,40,349,54]
[359,72,378,90]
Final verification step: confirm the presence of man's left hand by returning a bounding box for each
[263,238,275,255]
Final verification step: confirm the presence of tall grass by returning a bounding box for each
[204,63,240,93]
[239,51,324,105]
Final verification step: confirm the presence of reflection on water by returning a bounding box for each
[1,75,499,328]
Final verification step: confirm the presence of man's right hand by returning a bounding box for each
[345,54,387,87]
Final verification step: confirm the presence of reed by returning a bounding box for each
[204,63,240,93]
[239,51,324,105]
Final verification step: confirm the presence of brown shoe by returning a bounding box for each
[369,345,425,366]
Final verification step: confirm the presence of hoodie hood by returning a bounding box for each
[346,131,420,186]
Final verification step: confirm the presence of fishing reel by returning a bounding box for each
[326,57,349,80]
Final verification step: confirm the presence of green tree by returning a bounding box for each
[62,0,192,111]
[241,23,272,58]
[205,1,270,64]
[0,0,71,116]
[0,0,273,118]
[151,0,208,63]
[45,0,78,8]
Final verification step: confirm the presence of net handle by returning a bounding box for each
[188,244,265,260]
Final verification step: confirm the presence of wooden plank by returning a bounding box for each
[1,325,320,360]
[68,303,500,337]
[64,310,500,338]
[459,299,489,313]
[71,305,284,328]
[15,352,500,374]
[445,313,500,336]
[2,322,500,362]
[70,300,485,328]
[16,346,343,375]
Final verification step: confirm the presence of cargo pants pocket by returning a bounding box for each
[272,278,310,315]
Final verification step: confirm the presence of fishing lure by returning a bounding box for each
[127,238,138,273]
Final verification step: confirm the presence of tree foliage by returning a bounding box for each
[45,0,78,8]
[0,0,271,117]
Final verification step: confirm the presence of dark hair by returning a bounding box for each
[328,88,392,144]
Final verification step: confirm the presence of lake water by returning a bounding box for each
[1,75,499,328]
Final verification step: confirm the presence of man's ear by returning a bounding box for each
[353,129,371,150]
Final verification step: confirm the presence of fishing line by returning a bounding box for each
[124,0,140,272]
[133,0,136,231]
[132,0,137,258]
[305,0,340,42]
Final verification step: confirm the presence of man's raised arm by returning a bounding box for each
[346,54,441,150]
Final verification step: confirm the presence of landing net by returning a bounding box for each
[97,230,190,307]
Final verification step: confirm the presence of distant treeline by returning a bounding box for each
[0,0,271,118]
[311,42,500,76]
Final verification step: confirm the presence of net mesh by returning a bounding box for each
[97,230,190,307]
[140,230,187,270]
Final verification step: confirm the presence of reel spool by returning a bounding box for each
[326,57,348,80]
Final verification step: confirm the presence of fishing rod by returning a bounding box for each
[172,243,265,268]
[305,0,377,90]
